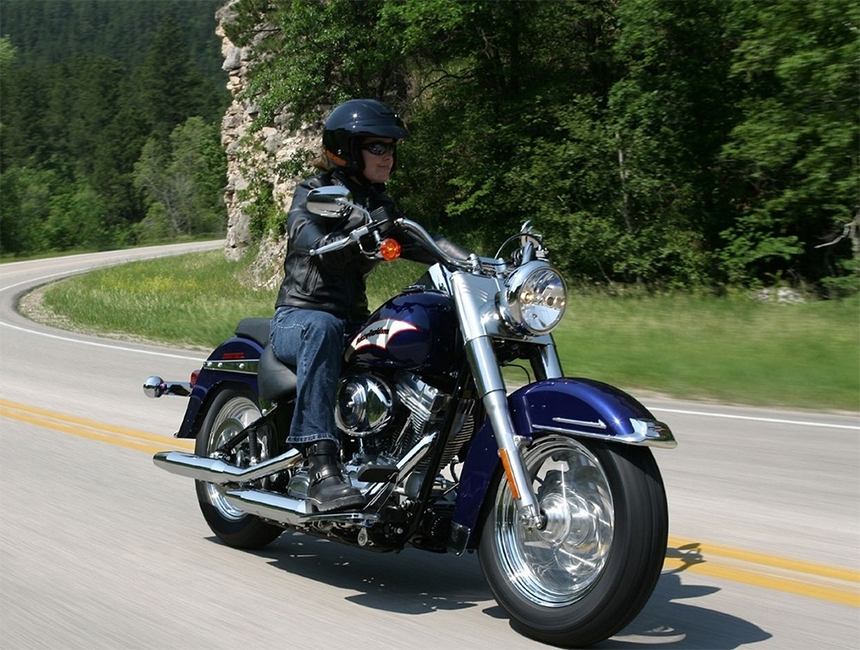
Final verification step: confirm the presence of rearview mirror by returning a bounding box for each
[306,186,354,218]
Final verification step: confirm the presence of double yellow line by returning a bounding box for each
[664,537,859,607]
[0,398,193,455]
[1,398,857,607]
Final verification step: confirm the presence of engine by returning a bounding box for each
[335,371,474,471]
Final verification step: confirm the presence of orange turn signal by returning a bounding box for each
[379,238,401,261]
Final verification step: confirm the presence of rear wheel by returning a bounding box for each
[194,388,283,549]
[478,435,668,647]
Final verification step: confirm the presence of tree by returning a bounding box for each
[0,168,37,255]
[224,0,410,128]
[719,0,860,288]
[0,166,55,255]
[67,57,127,180]
[46,177,111,251]
[596,0,732,285]
[0,3,228,255]
[0,37,18,155]
[386,0,625,250]
[179,0,860,291]
[133,17,218,138]
[133,117,226,238]
[388,0,728,286]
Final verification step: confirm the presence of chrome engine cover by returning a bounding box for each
[338,371,471,474]
[335,374,395,437]
[337,372,449,443]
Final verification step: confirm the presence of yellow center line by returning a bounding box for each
[664,545,859,608]
[0,398,194,454]
[667,536,860,583]
[1,398,857,607]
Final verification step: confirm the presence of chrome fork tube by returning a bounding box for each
[450,270,544,529]
[466,335,543,529]
[537,338,564,378]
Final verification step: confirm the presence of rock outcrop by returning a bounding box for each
[216,2,321,289]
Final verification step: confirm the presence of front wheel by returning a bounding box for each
[478,435,668,647]
[194,388,283,549]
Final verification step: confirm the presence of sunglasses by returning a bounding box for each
[362,141,397,156]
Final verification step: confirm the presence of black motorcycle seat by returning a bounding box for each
[235,318,271,347]
[234,318,298,402]
[258,345,298,402]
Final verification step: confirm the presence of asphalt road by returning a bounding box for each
[1,245,858,650]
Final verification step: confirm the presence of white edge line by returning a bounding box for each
[650,407,860,431]
[0,321,204,362]
[2,251,216,363]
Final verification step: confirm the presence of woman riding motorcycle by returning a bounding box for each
[271,98,467,512]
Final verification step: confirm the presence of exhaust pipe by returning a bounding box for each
[153,450,375,528]
[224,489,380,527]
[223,489,310,526]
[153,448,303,484]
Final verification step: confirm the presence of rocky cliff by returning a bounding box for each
[216,2,320,289]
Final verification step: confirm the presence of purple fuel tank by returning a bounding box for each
[345,290,461,374]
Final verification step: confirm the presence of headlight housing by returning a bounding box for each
[500,262,567,335]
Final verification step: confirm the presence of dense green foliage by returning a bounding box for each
[2,0,857,296]
[0,0,229,256]
[226,0,858,294]
[0,0,225,74]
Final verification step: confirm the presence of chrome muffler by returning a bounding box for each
[152,448,303,484]
[223,489,380,527]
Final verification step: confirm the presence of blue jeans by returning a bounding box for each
[270,306,344,446]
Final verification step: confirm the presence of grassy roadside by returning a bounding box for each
[22,250,860,413]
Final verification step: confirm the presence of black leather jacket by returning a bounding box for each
[275,171,467,321]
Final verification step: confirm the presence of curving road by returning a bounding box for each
[1,246,858,649]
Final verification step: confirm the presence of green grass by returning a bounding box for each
[550,292,859,412]
[27,251,860,412]
[35,251,275,350]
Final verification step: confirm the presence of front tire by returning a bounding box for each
[478,435,668,647]
[194,388,283,549]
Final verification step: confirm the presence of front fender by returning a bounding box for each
[449,377,674,552]
[176,336,265,438]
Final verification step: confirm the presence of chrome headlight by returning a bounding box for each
[500,262,567,335]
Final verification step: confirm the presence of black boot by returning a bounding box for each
[306,440,364,512]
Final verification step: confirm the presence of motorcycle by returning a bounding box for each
[145,185,676,648]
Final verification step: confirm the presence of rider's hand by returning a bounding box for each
[370,205,397,237]
[341,208,366,234]
[314,231,352,265]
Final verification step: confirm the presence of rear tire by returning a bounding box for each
[478,435,668,647]
[194,388,283,549]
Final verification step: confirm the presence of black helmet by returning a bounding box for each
[323,99,409,173]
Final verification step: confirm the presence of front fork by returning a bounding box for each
[464,335,562,530]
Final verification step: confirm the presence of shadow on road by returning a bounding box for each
[231,534,771,648]
[255,532,491,615]
[603,541,771,649]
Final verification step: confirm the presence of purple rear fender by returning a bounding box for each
[175,336,265,439]
[451,377,667,551]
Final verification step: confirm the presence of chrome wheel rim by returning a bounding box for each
[492,435,614,606]
[205,396,264,521]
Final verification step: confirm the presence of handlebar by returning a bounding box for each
[305,187,493,272]
[309,214,481,272]
[393,218,478,271]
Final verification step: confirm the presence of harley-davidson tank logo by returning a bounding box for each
[347,318,419,358]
